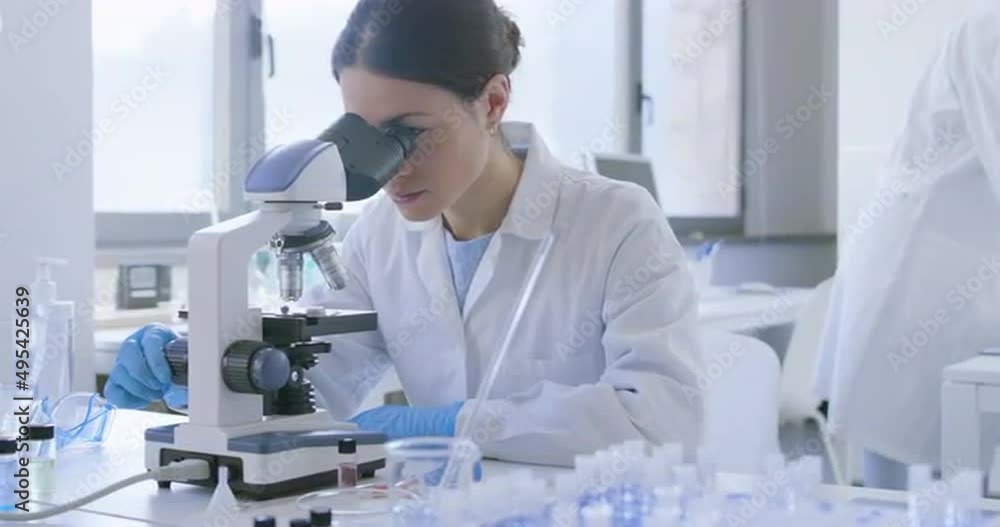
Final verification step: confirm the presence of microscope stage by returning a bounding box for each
[145,423,387,500]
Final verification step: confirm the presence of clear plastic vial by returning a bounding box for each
[0,440,18,511]
[25,425,56,495]
[907,464,934,527]
[338,438,358,488]
[337,438,359,509]
[944,470,983,527]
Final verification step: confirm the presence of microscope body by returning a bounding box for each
[144,115,418,499]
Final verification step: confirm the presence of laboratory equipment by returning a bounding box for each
[49,392,116,450]
[116,264,171,309]
[439,232,555,487]
[310,506,333,526]
[23,424,56,494]
[144,113,422,499]
[29,257,75,423]
[0,439,17,511]
[591,153,660,205]
[406,440,984,527]
[691,240,722,292]
[387,437,482,526]
[907,464,935,527]
[253,516,276,527]
[338,438,359,489]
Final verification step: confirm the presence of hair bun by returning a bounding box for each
[503,15,523,71]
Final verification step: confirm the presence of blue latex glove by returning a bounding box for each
[349,402,464,440]
[103,324,185,409]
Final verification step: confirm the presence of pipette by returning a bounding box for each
[438,233,557,490]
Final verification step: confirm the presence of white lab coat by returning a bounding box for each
[301,122,704,466]
[815,4,1000,465]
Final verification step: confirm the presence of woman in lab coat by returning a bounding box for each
[815,2,1000,488]
[103,0,704,466]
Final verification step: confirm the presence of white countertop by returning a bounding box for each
[24,409,1000,526]
[944,354,1000,385]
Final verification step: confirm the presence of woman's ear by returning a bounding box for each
[479,73,512,133]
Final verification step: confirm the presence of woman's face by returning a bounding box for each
[340,67,492,222]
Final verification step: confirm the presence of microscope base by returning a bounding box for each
[144,424,387,500]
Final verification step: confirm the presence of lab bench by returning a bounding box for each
[943,354,1000,496]
[27,409,1000,526]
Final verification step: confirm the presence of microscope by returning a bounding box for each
[144,114,420,499]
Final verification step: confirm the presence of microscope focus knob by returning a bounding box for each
[165,338,190,386]
[222,341,292,394]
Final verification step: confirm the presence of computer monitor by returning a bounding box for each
[592,153,660,205]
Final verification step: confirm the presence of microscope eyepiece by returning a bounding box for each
[316,112,421,201]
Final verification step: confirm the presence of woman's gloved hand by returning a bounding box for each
[349,402,465,440]
[103,324,187,409]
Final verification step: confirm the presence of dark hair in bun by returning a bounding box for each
[333,0,524,99]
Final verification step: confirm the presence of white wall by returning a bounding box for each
[838,0,979,256]
[0,1,96,391]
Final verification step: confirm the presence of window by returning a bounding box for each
[261,0,356,151]
[92,0,216,214]
[641,0,743,219]
[256,0,744,231]
[261,0,627,170]
[499,0,628,167]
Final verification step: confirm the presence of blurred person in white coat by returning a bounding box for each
[815,1,1000,489]
[104,0,705,466]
